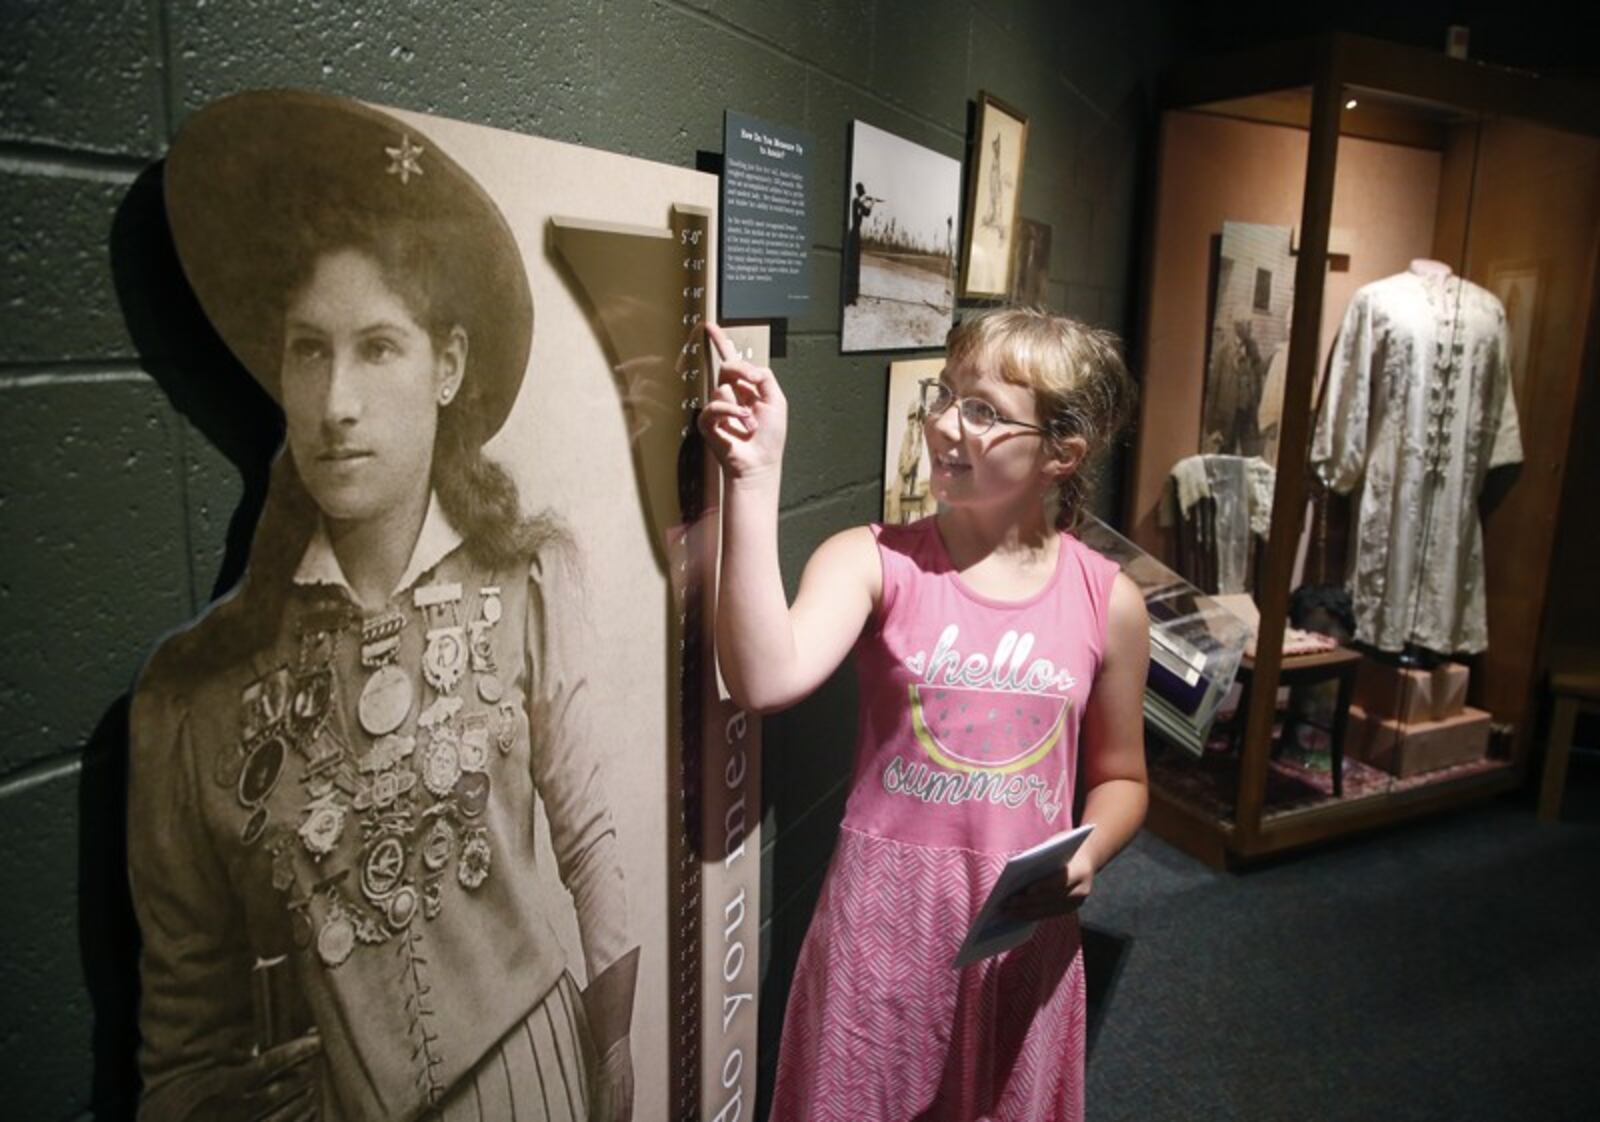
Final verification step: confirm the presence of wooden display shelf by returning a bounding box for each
[1147,748,1522,869]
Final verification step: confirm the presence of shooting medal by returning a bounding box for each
[422,818,455,872]
[470,589,505,703]
[361,732,415,775]
[298,799,346,858]
[385,884,419,930]
[239,734,287,809]
[479,586,502,626]
[418,696,462,730]
[359,610,406,664]
[358,665,412,737]
[360,836,407,904]
[469,619,495,673]
[421,729,462,798]
[240,668,291,744]
[415,581,466,694]
[422,626,467,694]
[459,715,490,774]
[287,668,333,742]
[476,674,503,704]
[240,806,269,846]
[454,770,490,819]
[458,828,491,889]
[317,913,356,968]
[494,700,521,754]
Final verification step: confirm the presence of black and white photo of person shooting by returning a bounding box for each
[840,120,961,352]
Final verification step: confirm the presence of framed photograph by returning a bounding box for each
[960,92,1029,300]
[1201,221,1295,465]
[1487,259,1542,394]
[130,90,758,1121]
[1009,217,1053,307]
[883,357,945,524]
[841,120,961,353]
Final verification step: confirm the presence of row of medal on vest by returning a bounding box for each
[228,579,517,966]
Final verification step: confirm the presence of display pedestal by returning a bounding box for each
[1353,660,1469,724]
[1347,704,1492,777]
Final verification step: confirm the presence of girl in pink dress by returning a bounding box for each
[699,309,1150,1122]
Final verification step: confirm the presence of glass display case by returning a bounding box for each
[1126,35,1600,866]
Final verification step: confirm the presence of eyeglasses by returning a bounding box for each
[919,379,1053,437]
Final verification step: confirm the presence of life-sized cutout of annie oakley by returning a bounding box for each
[130,92,638,1121]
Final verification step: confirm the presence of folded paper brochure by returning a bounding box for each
[952,824,1095,967]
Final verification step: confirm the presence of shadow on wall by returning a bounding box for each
[80,164,287,1116]
[78,696,140,1117]
[111,164,284,606]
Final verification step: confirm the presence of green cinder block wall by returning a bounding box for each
[0,2,1176,1117]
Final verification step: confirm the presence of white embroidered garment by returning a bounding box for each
[1162,454,1275,595]
[1311,269,1522,654]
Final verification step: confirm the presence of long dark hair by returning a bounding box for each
[161,206,559,669]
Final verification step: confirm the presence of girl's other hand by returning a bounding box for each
[698,322,788,487]
[1002,849,1094,921]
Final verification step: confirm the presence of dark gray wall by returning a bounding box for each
[0,2,1175,1117]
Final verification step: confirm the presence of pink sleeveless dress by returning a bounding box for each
[771,518,1120,1122]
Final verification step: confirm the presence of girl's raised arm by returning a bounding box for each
[700,324,881,713]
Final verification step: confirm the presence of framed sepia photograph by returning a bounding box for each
[1201,220,1295,464]
[1487,258,1542,394]
[960,92,1029,300]
[882,357,944,525]
[1009,217,1053,307]
[841,119,961,353]
[130,89,757,1122]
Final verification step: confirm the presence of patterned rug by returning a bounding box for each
[1149,734,1514,823]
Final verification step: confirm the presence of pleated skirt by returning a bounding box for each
[430,971,596,1122]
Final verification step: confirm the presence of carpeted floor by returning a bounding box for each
[1080,748,1600,1121]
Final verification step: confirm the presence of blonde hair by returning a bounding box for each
[945,306,1136,530]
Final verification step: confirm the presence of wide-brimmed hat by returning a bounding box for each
[164,89,532,444]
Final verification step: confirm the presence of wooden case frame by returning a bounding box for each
[1126,34,1600,867]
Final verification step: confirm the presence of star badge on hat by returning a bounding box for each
[385,133,425,184]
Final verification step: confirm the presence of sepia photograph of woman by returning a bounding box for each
[129,91,637,1122]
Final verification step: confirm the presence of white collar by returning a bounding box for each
[292,493,464,600]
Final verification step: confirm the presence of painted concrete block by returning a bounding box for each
[0,375,192,770]
[0,168,141,365]
[596,0,808,168]
[778,336,891,510]
[0,0,164,155]
[170,0,601,145]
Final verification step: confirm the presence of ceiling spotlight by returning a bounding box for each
[1345,98,1359,110]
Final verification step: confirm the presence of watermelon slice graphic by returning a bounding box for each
[908,684,1068,774]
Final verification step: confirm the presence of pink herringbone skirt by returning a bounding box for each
[771,825,1086,1122]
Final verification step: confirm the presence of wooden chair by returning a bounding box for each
[1173,494,1220,594]
[1539,646,1600,821]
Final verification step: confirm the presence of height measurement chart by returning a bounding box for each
[553,205,759,1120]
[721,109,814,320]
